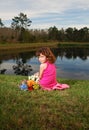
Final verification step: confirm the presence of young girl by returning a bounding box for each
[35,47,69,91]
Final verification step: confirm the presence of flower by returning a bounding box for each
[28,75,39,82]
[27,75,40,91]
[33,83,40,89]
[27,80,35,87]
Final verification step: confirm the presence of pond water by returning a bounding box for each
[0,46,89,80]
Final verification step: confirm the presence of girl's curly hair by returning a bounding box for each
[36,47,56,63]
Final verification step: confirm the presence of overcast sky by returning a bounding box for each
[0,0,89,29]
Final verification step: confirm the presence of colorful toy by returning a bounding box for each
[19,80,28,91]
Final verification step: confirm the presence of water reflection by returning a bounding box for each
[52,47,89,60]
[12,60,32,76]
[0,46,89,62]
[0,69,6,74]
[0,46,89,79]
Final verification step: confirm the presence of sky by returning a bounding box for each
[0,0,89,30]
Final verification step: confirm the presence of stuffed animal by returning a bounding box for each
[19,80,28,91]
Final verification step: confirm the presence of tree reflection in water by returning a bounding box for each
[0,69,6,74]
[12,60,32,76]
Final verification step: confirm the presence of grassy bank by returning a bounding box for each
[0,74,89,130]
[0,42,89,51]
[0,42,58,51]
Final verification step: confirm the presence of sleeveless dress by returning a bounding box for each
[39,62,69,91]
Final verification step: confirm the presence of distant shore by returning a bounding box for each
[0,42,89,52]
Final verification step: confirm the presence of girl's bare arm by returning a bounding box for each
[39,63,47,79]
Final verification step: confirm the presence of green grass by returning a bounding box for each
[0,42,89,51]
[0,42,58,51]
[0,74,89,130]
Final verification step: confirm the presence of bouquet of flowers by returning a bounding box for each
[27,75,40,91]
[19,75,40,91]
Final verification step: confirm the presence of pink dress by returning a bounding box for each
[39,62,69,91]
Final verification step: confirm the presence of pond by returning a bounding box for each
[0,46,89,80]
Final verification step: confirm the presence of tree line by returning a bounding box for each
[0,12,89,43]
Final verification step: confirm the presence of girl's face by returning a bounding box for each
[38,53,47,63]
